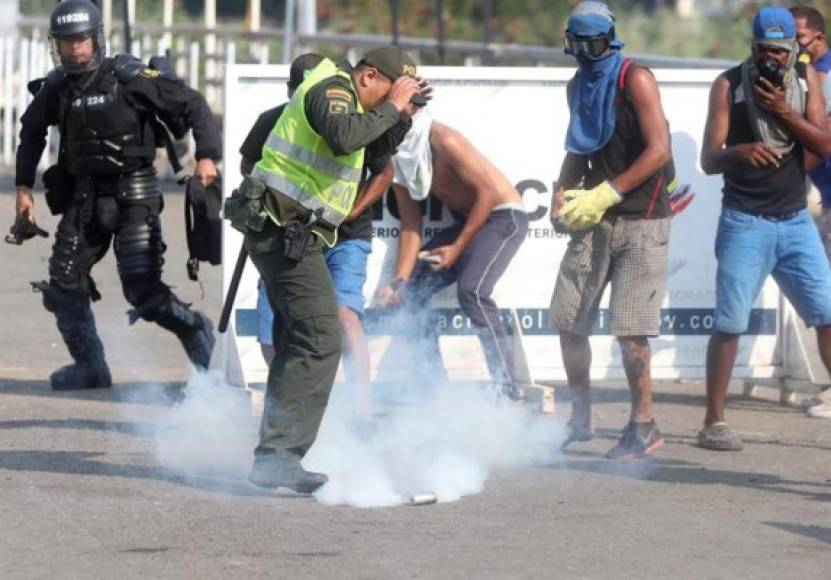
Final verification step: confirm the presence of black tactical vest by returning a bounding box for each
[59,58,156,176]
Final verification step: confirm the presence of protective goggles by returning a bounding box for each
[564,31,611,59]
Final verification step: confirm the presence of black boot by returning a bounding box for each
[50,361,112,391]
[248,453,328,494]
[38,283,112,391]
[154,295,215,370]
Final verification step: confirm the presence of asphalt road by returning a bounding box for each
[1,186,830,579]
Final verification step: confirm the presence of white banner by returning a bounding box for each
[220,65,781,385]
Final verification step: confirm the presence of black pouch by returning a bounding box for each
[42,164,75,216]
[224,176,268,234]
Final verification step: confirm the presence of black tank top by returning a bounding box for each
[581,62,671,219]
[722,65,806,215]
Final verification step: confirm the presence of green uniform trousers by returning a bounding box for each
[245,220,341,462]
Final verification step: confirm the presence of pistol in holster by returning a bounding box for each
[282,208,322,262]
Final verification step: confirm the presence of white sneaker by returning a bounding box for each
[807,401,831,419]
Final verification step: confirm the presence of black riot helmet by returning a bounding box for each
[49,0,106,74]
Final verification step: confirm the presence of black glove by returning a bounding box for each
[5,215,48,245]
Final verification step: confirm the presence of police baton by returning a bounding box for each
[218,245,248,334]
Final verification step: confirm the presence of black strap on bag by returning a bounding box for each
[184,172,223,281]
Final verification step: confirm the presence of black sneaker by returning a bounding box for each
[605,420,664,460]
[248,457,328,494]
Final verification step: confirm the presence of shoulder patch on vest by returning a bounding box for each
[140,68,160,78]
[328,100,349,115]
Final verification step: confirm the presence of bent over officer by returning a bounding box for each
[226,47,423,493]
[12,0,220,390]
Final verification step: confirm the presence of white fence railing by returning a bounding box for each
[1,19,736,169]
[0,26,237,169]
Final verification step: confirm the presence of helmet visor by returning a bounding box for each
[564,32,610,59]
[49,30,105,74]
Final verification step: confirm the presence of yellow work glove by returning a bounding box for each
[559,181,622,231]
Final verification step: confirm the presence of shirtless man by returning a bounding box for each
[366,111,528,400]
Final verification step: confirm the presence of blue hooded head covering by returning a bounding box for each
[564,1,625,155]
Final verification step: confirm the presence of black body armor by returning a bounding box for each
[60,57,156,177]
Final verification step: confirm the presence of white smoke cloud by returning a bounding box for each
[305,381,567,508]
[125,369,566,507]
[121,370,259,482]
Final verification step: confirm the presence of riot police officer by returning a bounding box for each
[12,0,221,390]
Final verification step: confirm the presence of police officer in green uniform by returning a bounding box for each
[226,46,423,493]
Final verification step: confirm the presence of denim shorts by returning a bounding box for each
[256,239,371,344]
[324,239,372,316]
[714,207,831,334]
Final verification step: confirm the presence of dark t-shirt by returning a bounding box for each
[239,104,286,166]
[722,65,806,215]
[238,102,381,241]
[573,62,671,219]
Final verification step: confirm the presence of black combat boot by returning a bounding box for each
[154,295,215,370]
[248,452,329,494]
[38,283,112,391]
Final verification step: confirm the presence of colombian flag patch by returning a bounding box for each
[326,88,353,101]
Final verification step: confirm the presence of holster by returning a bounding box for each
[282,208,321,262]
[42,164,75,216]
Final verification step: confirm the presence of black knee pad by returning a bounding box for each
[115,214,164,279]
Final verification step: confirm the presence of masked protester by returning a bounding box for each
[699,6,831,449]
[550,1,673,460]
[11,0,221,391]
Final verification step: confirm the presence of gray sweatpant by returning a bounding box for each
[407,207,529,386]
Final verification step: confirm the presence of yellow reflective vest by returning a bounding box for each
[251,58,365,227]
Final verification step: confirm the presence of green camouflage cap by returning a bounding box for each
[358,46,417,80]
